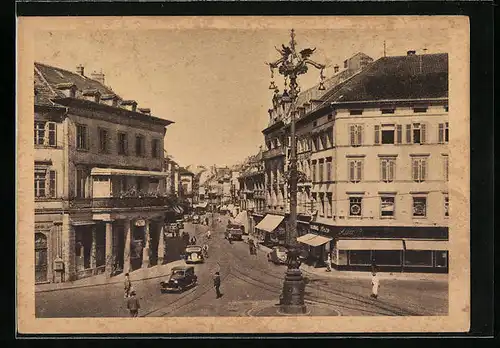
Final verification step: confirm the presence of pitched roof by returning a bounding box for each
[321,53,448,105]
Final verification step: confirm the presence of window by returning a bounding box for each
[412,197,427,217]
[404,251,433,267]
[311,160,317,182]
[349,109,363,116]
[380,157,396,182]
[412,157,427,182]
[76,168,87,198]
[444,106,449,112]
[326,193,333,218]
[444,195,449,217]
[34,121,56,146]
[443,155,449,181]
[349,197,362,217]
[380,196,395,218]
[372,250,401,266]
[349,250,371,265]
[396,125,403,144]
[318,159,324,182]
[349,124,363,147]
[34,122,45,145]
[326,157,332,181]
[135,135,145,157]
[348,159,363,183]
[313,121,317,127]
[381,108,395,114]
[411,123,426,144]
[438,122,449,143]
[34,172,46,198]
[405,124,412,143]
[381,125,395,144]
[118,132,128,155]
[413,107,428,113]
[76,124,88,150]
[98,128,109,153]
[435,251,448,267]
[328,114,333,121]
[319,193,325,217]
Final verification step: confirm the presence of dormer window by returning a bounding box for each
[138,108,151,115]
[55,83,77,98]
[101,94,120,107]
[120,100,138,112]
[82,89,101,103]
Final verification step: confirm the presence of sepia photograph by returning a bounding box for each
[17,16,470,334]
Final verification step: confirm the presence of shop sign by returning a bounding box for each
[310,225,319,231]
[310,224,333,235]
[135,219,146,227]
[339,227,363,237]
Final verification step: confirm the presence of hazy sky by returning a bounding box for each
[34,20,450,168]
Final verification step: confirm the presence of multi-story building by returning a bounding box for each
[258,51,449,273]
[179,167,195,206]
[34,62,173,283]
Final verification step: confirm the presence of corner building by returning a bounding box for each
[34,63,173,283]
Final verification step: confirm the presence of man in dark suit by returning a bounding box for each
[213,271,222,299]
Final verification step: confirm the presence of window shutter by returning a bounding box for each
[349,161,355,181]
[49,170,56,197]
[381,160,387,181]
[438,123,444,143]
[396,125,402,144]
[389,161,395,181]
[47,122,56,146]
[374,125,380,145]
[358,125,363,146]
[349,125,355,146]
[412,159,418,181]
[421,123,427,143]
[406,124,412,143]
[356,161,362,182]
[444,157,449,181]
[421,159,427,181]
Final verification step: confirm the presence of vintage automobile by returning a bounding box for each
[183,214,191,222]
[225,224,243,241]
[267,246,288,265]
[160,265,198,293]
[184,245,205,264]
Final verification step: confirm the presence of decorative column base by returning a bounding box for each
[280,247,307,314]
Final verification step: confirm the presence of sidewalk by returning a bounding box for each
[35,259,186,293]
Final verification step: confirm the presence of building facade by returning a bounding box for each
[256,51,449,273]
[34,62,173,284]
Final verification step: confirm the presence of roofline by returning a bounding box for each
[262,119,284,135]
[51,97,174,126]
[329,97,448,108]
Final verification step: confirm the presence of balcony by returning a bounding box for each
[262,146,285,160]
[69,196,170,210]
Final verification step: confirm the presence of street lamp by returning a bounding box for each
[266,29,325,314]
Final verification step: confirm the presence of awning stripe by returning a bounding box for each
[337,239,404,251]
[255,214,284,233]
[404,240,448,251]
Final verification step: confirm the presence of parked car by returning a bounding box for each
[183,214,191,222]
[160,266,197,293]
[267,246,288,265]
[184,245,205,264]
[225,225,243,241]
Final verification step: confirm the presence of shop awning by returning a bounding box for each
[172,205,184,214]
[91,167,168,178]
[404,240,449,251]
[255,214,284,233]
[233,210,247,225]
[337,239,404,251]
[297,233,332,247]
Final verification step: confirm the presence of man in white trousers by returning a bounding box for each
[371,271,380,299]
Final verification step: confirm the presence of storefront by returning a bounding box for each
[255,214,286,246]
[250,212,264,240]
[297,232,333,267]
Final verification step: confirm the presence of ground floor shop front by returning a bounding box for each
[35,210,168,284]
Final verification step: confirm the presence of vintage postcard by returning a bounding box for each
[17,16,470,334]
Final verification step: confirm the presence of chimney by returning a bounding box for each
[90,70,105,85]
[334,65,339,73]
[407,50,416,56]
[76,64,84,76]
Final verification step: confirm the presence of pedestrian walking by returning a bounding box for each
[126,290,140,317]
[124,273,132,298]
[326,253,332,272]
[371,271,380,299]
[213,271,222,298]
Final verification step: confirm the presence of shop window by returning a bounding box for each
[337,250,348,265]
[380,196,395,218]
[404,250,433,267]
[349,250,371,265]
[372,250,401,266]
[435,251,448,268]
[349,197,362,217]
[412,196,427,217]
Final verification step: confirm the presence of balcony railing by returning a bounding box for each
[69,196,170,209]
[262,146,285,160]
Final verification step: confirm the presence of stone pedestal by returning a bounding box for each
[280,247,307,314]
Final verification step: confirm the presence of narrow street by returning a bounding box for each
[36,214,447,318]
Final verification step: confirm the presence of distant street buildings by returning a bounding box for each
[238,50,449,273]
